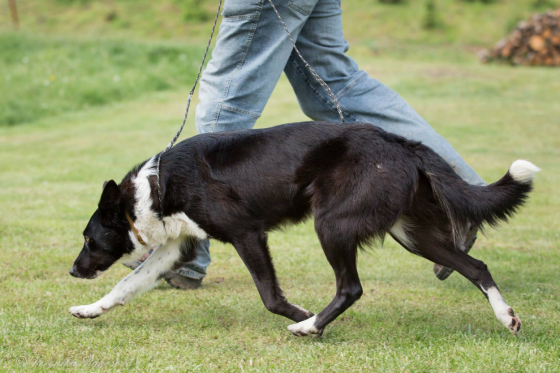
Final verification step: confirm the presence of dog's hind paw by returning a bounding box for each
[69,303,105,319]
[498,307,521,336]
[507,314,522,336]
[287,315,323,338]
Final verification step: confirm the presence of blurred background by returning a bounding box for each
[1,0,560,127]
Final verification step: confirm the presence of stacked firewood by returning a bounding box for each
[482,9,560,66]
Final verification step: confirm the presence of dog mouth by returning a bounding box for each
[87,270,104,279]
[69,267,104,279]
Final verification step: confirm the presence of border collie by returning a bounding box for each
[69,122,539,337]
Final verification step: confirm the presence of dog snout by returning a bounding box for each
[69,266,77,277]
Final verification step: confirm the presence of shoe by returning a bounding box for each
[163,272,203,290]
[433,224,479,281]
[122,248,203,290]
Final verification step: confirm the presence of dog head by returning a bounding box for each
[69,180,137,279]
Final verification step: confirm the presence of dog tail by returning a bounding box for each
[417,149,539,241]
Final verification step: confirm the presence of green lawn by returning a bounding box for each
[2,0,557,48]
[1,1,560,370]
[1,50,559,370]
[0,33,203,126]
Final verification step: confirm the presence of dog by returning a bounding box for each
[69,121,539,337]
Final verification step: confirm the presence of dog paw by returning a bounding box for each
[507,315,522,336]
[287,315,323,338]
[499,307,521,336]
[69,303,105,319]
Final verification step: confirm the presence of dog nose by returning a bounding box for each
[69,266,76,277]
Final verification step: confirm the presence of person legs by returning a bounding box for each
[176,0,486,285]
[283,0,485,187]
[163,239,210,289]
[172,0,322,286]
[196,0,321,133]
[282,0,485,279]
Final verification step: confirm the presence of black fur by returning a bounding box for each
[71,121,535,334]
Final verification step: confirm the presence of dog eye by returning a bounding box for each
[85,236,90,243]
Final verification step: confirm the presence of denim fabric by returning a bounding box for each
[180,0,486,278]
[176,239,210,280]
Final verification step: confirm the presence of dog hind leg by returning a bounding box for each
[413,236,521,335]
[287,220,363,337]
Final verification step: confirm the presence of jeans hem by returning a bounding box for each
[176,268,206,280]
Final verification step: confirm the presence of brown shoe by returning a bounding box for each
[163,272,203,290]
[433,224,479,281]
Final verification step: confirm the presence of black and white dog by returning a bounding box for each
[69,122,539,337]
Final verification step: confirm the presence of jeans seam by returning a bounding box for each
[222,14,260,21]
[290,56,358,122]
[210,2,264,132]
[291,57,329,107]
[211,102,224,130]
[222,104,261,118]
[288,1,310,16]
[336,70,368,99]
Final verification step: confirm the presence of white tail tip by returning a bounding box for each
[509,160,540,183]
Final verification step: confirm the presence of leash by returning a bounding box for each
[267,0,344,123]
[155,0,222,218]
[155,0,345,218]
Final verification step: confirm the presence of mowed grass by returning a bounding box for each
[0,33,202,125]
[1,52,560,371]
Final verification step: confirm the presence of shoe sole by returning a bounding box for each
[164,272,202,290]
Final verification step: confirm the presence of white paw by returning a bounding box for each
[499,308,521,336]
[287,315,323,337]
[496,307,521,336]
[69,303,106,319]
[507,315,522,336]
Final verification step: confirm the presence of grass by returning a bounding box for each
[0,33,202,126]
[1,1,560,371]
[2,0,559,125]
[2,0,559,46]
[4,0,560,56]
[1,55,560,371]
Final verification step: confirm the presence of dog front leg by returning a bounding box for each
[233,232,314,323]
[69,238,184,319]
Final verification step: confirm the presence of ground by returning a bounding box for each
[1,0,560,371]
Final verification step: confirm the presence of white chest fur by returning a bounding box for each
[131,157,208,248]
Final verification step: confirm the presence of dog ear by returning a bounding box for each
[102,180,108,190]
[98,180,121,225]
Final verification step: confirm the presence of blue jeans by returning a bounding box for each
[179,0,486,279]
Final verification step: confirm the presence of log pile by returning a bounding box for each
[481,9,560,66]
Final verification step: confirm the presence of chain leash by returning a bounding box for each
[156,0,344,218]
[267,0,345,123]
[156,0,222,217]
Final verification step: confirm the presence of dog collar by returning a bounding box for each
[125,211,147,245]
